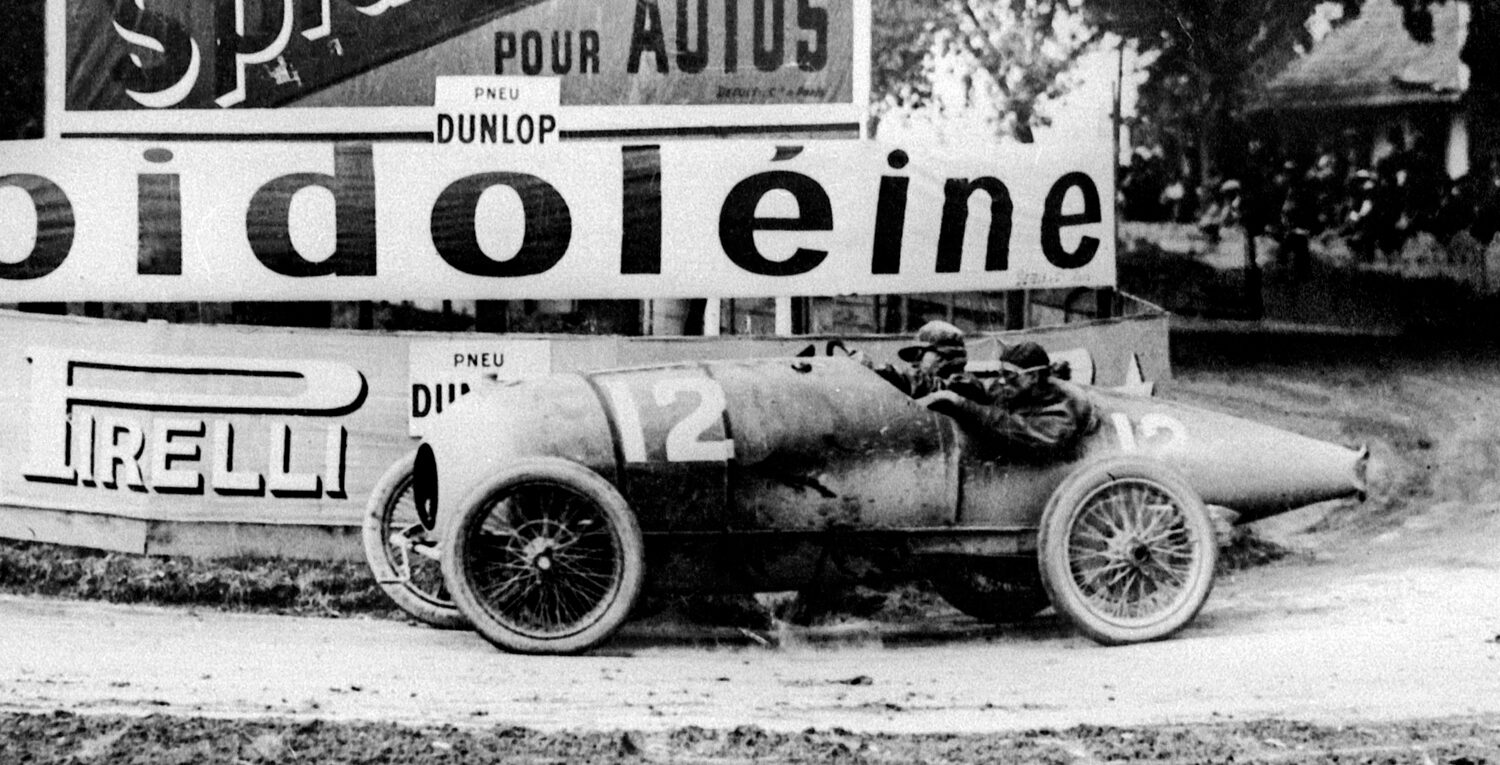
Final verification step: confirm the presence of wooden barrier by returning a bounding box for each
[0,305,1168,559]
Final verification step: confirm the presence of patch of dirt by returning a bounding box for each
[0,542,395,618]
[4,711,1496,764]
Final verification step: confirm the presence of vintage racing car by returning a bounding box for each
[364,345,1365,654]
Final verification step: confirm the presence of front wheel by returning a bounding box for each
[439,458,645,654]
[1037,456,1216,645]
[361,452,467,629]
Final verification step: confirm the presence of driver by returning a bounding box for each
[916,341,1097,463]
[860,320,988,401]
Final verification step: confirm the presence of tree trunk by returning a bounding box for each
[1460,0,1500,170]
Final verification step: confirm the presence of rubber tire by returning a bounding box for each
[930,558,1050,624]
[361,451,468,629]
[440,457,645,655]
[1037,456,1217,646]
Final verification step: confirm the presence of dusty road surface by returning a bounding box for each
[2,512,1498,736]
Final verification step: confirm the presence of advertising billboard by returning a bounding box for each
[0,133,1115,301]
[51,0,868,139]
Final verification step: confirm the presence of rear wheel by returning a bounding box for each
[1038,456,1216,645]
[440,458,645,654]
[930,557,1050,624]
[361,452,467,629]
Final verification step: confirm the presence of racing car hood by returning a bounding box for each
[1081,386,1368,522]
[417,374,616,526]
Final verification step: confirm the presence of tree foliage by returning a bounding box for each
[1390,1,1500,162]
[0,0,44,139]
[1082,0,1363,177]
[1390,0,1500,84]
[871,0,1095,140]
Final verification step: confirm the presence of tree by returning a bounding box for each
[0,0,44,139]
[870,0,1095,141]
[1389,1,1500,169]
[1084,0,1361,181]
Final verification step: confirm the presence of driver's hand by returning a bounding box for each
[848,349,874,368]
[916,390,963,410]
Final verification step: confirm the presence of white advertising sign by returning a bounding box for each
[408,339,553,436]
[0,135,1115,300]
[434,76,562,147]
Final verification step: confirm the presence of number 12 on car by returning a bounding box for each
[597,375,736,463]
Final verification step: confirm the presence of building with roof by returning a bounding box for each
[1260,0,1472,179]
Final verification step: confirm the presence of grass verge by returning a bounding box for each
[0,540,393,617]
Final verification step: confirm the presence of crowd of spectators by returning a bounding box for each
[1121,134,1500,278]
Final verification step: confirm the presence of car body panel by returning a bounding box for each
[712,357,955,531]
[421,356,1363,546]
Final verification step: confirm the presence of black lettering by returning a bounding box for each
[1041,171,1102,269]
[246,143,377,277]
[753,0,785,72]
[871,150,909,274]
[138,149,182,275]
[550,30,573,74]
[718,169,831,276]
[724,0,738,72]
[480,113,497,143]
[676,0,709,73]
[628,0,669,74]
[936,177,1013,273]
[0,174,73,281]
[581,30,601,73]
[494,31,517,73]
[621,145,662,274]
[431,173,572,277]
[412,384,431,417]
[540,114,557,143]
[109,0,197,105]
[521,30,543,75]
[436,113,455,143]
[796,0,827,71]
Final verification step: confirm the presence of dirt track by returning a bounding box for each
[2,514,1498,737]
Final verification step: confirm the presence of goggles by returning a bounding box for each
[997,362,1048,384]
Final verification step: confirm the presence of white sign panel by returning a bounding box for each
[408,339,552,436]
[0,136,1115,300]
[434,76,562,147]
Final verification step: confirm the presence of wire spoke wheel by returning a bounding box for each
[442,458,644,654]
[1068,482,1199,622]
[361,452,467,629]
[468,485,622,638]
[1039,457,1215,645]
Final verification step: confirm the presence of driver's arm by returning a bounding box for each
[854,352,922,396]
[921,392,1085,460]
